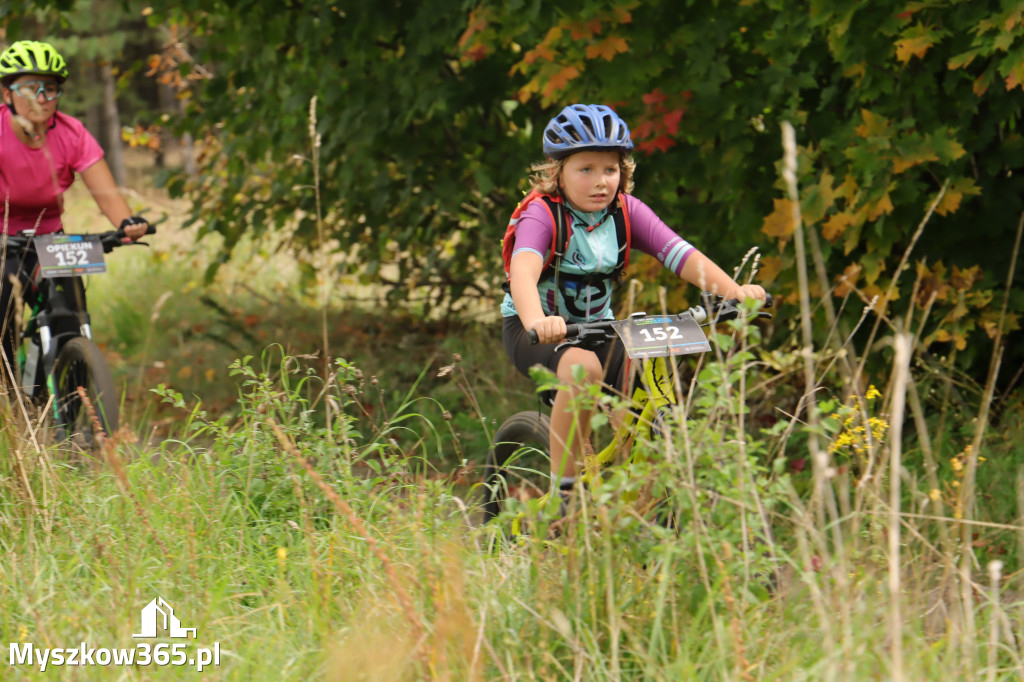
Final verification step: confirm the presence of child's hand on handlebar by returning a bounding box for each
[728,284,767,301]
[528,316,568,345]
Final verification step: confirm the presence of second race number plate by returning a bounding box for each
[610,313,711,359]
[34,233,107,278]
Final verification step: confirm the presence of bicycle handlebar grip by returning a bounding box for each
[527,323,581,345]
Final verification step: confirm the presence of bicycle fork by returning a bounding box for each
[23,308,93,433]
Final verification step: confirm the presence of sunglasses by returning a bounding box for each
[9,80,63,101]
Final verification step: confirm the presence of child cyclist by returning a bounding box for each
[0,40,149,378]
[501,103,766,502]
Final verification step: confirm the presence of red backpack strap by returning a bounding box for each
[502,191,568,279]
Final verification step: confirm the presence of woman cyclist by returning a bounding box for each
[0,39,149,378]
[501,103,766,503]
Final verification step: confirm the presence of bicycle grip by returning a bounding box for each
[527,323,580,345]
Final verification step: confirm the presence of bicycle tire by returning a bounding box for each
[52,336,118,446]
[482,411,551,523]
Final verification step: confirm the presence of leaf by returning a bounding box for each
[822,211,857,242]
[585,36,629,61]
[929,131,967,162]
[761,198,797,241]
[542,65,581,98]
[950,264,982,290]
[642,88,668,106]
[838,174,859,203]
[567,19,594,41]
[1005,60,1024,91]
[521,43,557,65]
[934,177,981,216]
[801,171,836,225]
[892,146,939,173]
[948,49,981,70]
[855,109,890,139]
[833,262,863,297]
[895,23,945,63]
[757,255,784,284]
[637,134,675,153]
[974,73,992,96]
[861,252,886,286]
[865,193,894,221]
[843,61,866,81]
[662,108,684,135]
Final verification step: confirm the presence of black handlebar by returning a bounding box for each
[526,292,773,345]
[1,225,157,254]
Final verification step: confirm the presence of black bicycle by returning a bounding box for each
[4,225,155,448]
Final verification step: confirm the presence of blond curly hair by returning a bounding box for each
[528,153,636,196]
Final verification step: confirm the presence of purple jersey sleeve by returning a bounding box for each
[509,199,555,262]
[624,194,698,276]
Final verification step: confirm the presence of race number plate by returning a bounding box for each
[34,234,106,278]
[610,313,711,359]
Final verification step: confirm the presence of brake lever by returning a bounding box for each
[554,327,616,353]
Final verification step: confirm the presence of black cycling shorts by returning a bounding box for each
[502,315,627,395]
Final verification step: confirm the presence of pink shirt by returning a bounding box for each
[0,108,104,234]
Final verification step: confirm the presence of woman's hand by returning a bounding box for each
[528,316,568,345]
[119,216,150,241]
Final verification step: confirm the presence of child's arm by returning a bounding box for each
[625,195,765,301]
[679,251,766,301]
[508,252,567,344]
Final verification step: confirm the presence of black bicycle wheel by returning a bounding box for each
[481,411,551,523]
[52,337,118,447]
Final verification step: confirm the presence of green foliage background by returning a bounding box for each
[3,0,1023,378]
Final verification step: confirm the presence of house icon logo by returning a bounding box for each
[132,597,197,639]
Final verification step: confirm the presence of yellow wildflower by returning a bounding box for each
[866,385,881,400]
[929,489,941,501]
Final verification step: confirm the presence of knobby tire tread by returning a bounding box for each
[52,336,119,440]
[482,410,551,522]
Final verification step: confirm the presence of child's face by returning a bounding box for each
[559,150,621,213]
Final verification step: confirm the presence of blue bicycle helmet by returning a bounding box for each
[542,104,634,159]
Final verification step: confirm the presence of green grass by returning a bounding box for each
[2,318,1022,680]
[4,182,1021,680]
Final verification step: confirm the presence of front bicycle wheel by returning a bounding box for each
[481,411,551,523]
[51,337,118,447]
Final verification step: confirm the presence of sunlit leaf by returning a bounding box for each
[855,109,890,139]
[761,198,797,242]
[585,36,629,61]
[822,211,857,242]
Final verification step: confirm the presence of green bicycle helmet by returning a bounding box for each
[0,40,69,83]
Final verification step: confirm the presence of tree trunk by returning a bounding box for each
[99,61,126,186]
[83,63,103,143]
